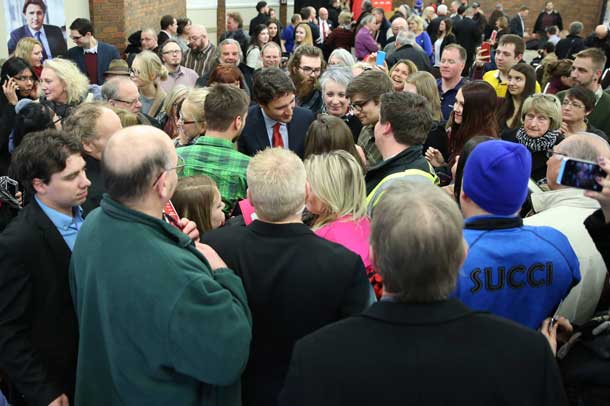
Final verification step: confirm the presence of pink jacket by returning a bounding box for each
[314,216,371,269]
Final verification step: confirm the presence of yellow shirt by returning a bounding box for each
[483,69,542,97]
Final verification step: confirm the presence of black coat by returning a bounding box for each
[8,25,67,57]
[280,299,568,406]
[453,16,481,68]
[365,144,433,194]
[509,14,525,37]
[237,104,314,158]
[427,16,448,43]
[201,221,372,406]
[554,34,584,59]
[249,13,269,36]
[0,199,78,406]
[387,44,432,72]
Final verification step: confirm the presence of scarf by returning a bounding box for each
[515,127,560,152]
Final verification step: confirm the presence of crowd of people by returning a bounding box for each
[1,0,610,405]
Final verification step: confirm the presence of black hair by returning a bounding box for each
[252,67,296,105]
[69,18,94,36]
[9,129,82,198]
[0,57,35,105]
[177,18,191,35]
[160,15,175,30]
[12,103,55,149]
[565,85,597,113]
[256,1,267,12]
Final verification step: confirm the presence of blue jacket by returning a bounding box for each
[66,41,120,85]
[454,215,580,329]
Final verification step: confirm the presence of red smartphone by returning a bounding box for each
[490,30,498,43]
[481,41,491,62]
[163,200,183,229]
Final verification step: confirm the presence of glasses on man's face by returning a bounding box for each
[153,155,186,186]
[350,99,370,112]
[162,49,182,55]
[545,150,568,159]
[112,97,139,106]
[561,99,585,109]
[299,66,322,75]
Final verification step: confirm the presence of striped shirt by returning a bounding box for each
[183,43,216,76]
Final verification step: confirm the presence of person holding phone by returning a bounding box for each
[525,134,610,324]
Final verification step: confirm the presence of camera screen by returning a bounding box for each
[561,159,605,191]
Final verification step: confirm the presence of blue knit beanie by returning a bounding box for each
[462,140,532,216]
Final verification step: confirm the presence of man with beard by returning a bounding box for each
[287,45,325,114]
[238,68,314,158]
[183,24,216,76]
[159,39,198,93]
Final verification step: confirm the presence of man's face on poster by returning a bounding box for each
[24,4,45,31]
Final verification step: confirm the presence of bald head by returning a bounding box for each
[391,17,407,36]
[103,125,176,203]
[189,24,209,50]
[546,133,610,190]
[595,25,608,39]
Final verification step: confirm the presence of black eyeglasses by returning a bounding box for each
[545,150,568,159]
[152,155,186,186]
[112,97,139,106]
[350,99,371,112]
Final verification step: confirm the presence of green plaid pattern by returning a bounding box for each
[178,136,250,213]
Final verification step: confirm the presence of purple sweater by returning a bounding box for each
[355,27,378,60]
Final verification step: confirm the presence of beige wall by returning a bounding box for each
[1,0,89,59]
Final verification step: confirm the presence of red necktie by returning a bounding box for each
[272,122,284,148]
[321,21,326,41]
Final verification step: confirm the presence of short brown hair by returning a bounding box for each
[575,47,607,72]
[22,0,46,14]
[63,102,110,144]
[442,43,466,62]
[203,84,250,132]
[227,12,243,28]
[304,114,364,169]
[380,92,432,146]
[287,44,325,73]
[498,34,525,58]
[346,70,393,102]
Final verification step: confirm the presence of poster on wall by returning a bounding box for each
[4,0,66,56]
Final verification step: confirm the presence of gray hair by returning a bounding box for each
[320,66,353,93]
[558,133,610,162]
[437,4,448,14]
[328,48,357,67]
[396,30,418,47]
[360,14,376,26]
[569,21,584,36]
[217,38,244,63]
[371,181,465,303]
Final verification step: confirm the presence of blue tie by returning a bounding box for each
[34,31,49,61]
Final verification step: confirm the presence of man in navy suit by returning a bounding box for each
[7,0,67,59]
[66,19,120,85]
[238,68,314,158]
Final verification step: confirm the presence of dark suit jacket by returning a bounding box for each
[66,41,120,85]
[0,199,78,406]
[157,31,170,46]
[427,16,448,42]
[82,154,104,217]
[510,14,525,37]
[453,17,481,69]
[387,44,432,72]
[249,13,269,36]
[280,299,568,406]
[8,24,67,57]
[201,220,372,406]
[376,18,391,47]
[237,104,314,158]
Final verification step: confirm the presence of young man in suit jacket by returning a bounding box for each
[0,129,90,406]
[66,18,120,85]
[280,181,568,406]
[7,0,67,59]
[238,67,314,158]
[201,148,372,406]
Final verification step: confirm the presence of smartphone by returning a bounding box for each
[376,51,386,66]
[163,200,183,229]
[557,157,606,191]
[480,42,491,62]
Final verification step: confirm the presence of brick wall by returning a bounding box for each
[392,0,604,37]
[90,0,187,53]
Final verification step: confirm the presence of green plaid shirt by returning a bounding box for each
[178,136,250,213]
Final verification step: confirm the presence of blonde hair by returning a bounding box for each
[305,150,367,229]
[295,22,314,47]
[407,15,424,33]
[133,50,169,84]
[181,87,209,124]
[406,71,442,121]
[13,37,42,66]
[162,84,189,116]
[42,58,89,104]
[521,94,562,131]
[247,148,306,222]
[112,108,140,127]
